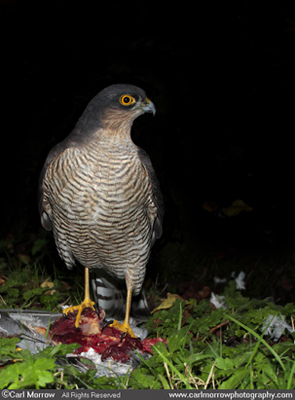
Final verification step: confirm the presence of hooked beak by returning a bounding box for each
[142,98,156,116]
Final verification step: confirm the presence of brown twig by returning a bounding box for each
[210,319,229,334]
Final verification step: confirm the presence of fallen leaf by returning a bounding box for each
[17,254,31,264]
[44,290,56,296]
[222,199,253,217]
[0,276,7,286]
[197,286,211,301]
[41,280,54,289]
[151,293,185,314]
[61,281,72,291]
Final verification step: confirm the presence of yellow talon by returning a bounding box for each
[63,299,95,328]
[109,288,136,337]
[63,267,95,328]
[110,319,136,338]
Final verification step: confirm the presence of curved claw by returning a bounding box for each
[110,319,136,338]
[63,299,95,328]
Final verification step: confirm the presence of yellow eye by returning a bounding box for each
[119,95,136,106]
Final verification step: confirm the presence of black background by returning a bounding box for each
[2,1,295,301]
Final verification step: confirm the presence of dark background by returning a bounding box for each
[2,1,295,303]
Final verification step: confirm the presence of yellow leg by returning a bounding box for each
[110,288,136,337]
[63,267,95,328]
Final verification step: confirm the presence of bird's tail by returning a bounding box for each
[91,274,150,323]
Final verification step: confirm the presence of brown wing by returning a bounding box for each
[137,147,164,244]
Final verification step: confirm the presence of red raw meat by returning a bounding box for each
[48,307,166,363]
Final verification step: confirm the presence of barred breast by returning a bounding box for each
[42,139,157,295]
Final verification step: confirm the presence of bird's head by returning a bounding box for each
[98,84,155,116]
[77,84,156,136]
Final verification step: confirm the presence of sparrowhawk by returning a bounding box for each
[38,84,164,336]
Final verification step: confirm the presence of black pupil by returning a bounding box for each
[123,96,130,103]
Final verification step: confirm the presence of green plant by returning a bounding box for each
[1,235,295,389]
